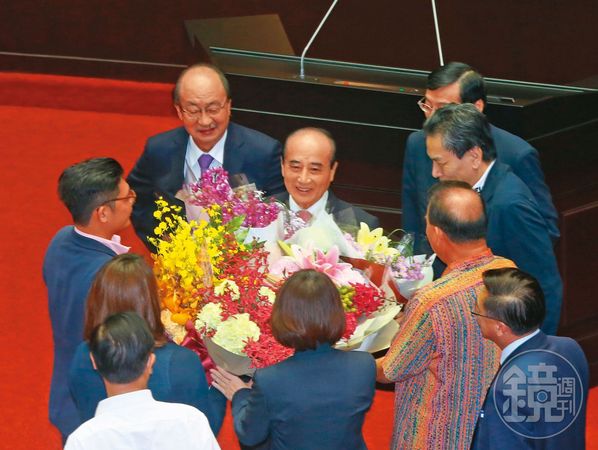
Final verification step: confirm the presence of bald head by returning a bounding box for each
[173,63,230,104]
[427,181,487,243]
[173,63,232,151]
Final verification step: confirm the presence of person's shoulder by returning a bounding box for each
[229,122,280,146]
[157,341,203,366]
[491,125,536,157]
[406,129,425,145]
[146,127,188,147]
[489,164,535,202]
[46,225,75,246]
[332,348,375,366]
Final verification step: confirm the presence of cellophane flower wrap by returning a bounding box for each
[344,223,435,300]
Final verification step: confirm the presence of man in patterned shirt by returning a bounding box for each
[377,180,515,449]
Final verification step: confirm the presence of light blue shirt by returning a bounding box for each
[184,131,227,185]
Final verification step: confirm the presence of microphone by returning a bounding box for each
[298,0,340,79]
[430,0,444,66]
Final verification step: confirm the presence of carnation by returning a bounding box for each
[258,286,276,303]
[195,303,223,332]
[214,279,240,300]
[213,313,261,355]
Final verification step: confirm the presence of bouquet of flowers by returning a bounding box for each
[152,194,293,374]
[152,168,397,372]
[270,244,386,342]
[344,223,435,300]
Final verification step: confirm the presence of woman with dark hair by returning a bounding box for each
[68,254,219,433]
[211,269,376,449]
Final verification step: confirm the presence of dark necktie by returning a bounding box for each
[198,153,214,177]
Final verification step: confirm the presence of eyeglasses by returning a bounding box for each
[471,310,505,323]
[179,100,228,119]
[101,189,136,206]
[417,97,451,115]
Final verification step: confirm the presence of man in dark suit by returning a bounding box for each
[43,157,134,441]
[128,63,285,249]
[402,62,558,256]
[424,104,562,335]
[274,127,379,230]
[472,267,588,449]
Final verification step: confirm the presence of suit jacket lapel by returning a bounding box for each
[163,127,188,196]
[480,161,507,205]
[223,123,244,176]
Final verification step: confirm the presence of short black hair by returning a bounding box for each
[89,311,155,384]
[427,180,487,242]
[58,157,123,225]
[423,103,496,162]
[482,268,546,335]
[427,61,487,105]
[173,63,231,104]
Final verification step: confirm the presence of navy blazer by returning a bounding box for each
[68,341,220,433]
[482,162,563,335]
[401,125,559,256]
[127,122,285,248]
[274,190,380,231]
[43,226,117,437]
[472,331,589,449]
[232,344,376,450]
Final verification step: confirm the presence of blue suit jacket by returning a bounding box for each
[232,344,376,450]
[273,190,380,231]
[401,125,559,256]
[68,341,220,433]
[42,226,117,437]
[472,331,589,449]
[482,162,563,335]
[127,122,285,248]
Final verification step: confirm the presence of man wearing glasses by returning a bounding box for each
[43,157,134,443]
[471,268,588,449]
[422,103,562,335]
[127,63,285,250]
[401,62,558,259]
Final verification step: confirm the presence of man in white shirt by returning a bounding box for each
[65,312,220,450]
[275,127,379,230]
[471,267,588,449]
[423,104,562,334]
[43,157,133,441]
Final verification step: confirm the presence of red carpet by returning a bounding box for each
[0,73,595,449]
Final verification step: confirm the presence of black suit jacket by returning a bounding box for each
[127,122,284,248]
[274,190,380,230]
[232,344,375,449]
[471,331,588,449]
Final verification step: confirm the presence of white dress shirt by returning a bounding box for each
[472,160,496,192]
[184,132,227,185]
[500,328,540,365]
[74,227,130,255]
[289,190,329,219]
[65,389,220,450]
